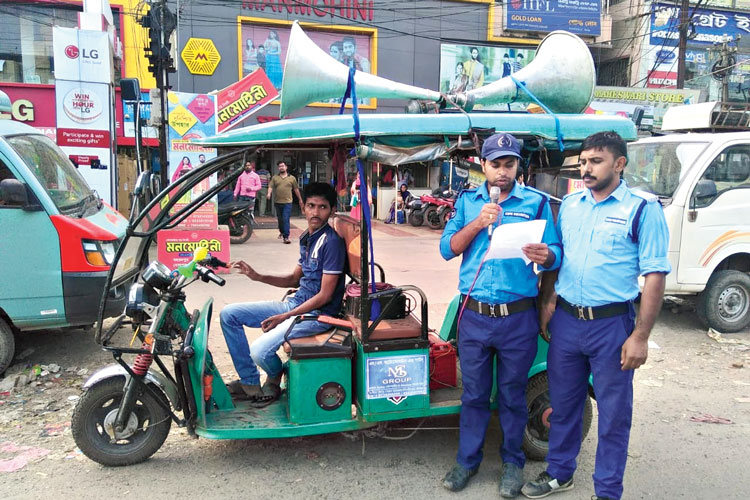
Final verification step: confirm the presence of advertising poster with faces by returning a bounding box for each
[166,91,218,229]
[439,43,536,111]
[239,21,375,107]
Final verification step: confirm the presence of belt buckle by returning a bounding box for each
[576,305,594,320]
[488,304,497,318]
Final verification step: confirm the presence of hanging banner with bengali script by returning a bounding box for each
[215,69,278,133]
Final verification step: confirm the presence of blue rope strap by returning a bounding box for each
[340,68,377,308]
[510,75,565,152]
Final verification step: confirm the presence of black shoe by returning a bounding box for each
[591,496,615,500]
[442,464,478,492]
[521,471,574,498]
[499,462,523,498]
[283,237,291,244]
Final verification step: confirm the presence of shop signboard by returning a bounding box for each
[505,0,602,37]
[167,91,219,230]
[0,84,57,140]
[651,3,750,47]
[238,18,377,109]
[587,86,704,131]
[215,69,278,133]
[53,27,116,206]
[52,27,112,84]
[439,42,537,110]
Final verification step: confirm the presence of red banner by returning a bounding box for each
[215,69,278,133]
[157,229,231,274]
[57,128,110,148]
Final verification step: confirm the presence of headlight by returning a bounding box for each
[142,261,173,290]
[125,283,160,323]
[82,239,117,266]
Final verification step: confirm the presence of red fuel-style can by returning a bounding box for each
[429,332,457,390]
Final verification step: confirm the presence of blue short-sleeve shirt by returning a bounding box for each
[292,223,346,315]
[440,181,562,304]
[555,179,672,306]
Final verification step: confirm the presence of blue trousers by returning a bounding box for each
[546,304,636,500]
[219,301,330,385]
[456,308,539,470]
[275,202,292,238]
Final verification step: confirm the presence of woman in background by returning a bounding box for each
[264,30,283,89]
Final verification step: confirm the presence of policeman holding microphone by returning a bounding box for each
[521,131,671,500]
[440,133,562,498]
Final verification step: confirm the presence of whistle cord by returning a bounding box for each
[510,76,565,152]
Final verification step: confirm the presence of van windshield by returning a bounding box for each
[625,142,708,198]
[7,134,92,213]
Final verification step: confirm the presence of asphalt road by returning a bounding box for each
[1,222,748,499]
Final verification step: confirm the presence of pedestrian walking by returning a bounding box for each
[234,161,261,208]
[439,133,562,497]
[268,161,303,244]
[521,131,670,500]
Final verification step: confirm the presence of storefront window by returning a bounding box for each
[0,3,121,85]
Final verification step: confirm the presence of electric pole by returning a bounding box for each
[677,0,689,89]
[709,34,740,101]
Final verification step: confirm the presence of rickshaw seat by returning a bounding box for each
[283,327,353,359]
[346,314,423,341]
[331,214,362,281]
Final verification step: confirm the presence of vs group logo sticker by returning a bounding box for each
[64,45,79,59]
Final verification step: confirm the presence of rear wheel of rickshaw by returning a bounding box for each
[72,377,172,466]
[522,372,593,461]
[425,206,442,230]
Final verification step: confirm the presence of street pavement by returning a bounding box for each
[1,219,748,499]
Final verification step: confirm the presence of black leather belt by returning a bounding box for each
[461,295,535,318]
[558,296,630,321]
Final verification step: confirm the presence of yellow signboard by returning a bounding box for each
[181,38,221,75]
[168,105,198,137]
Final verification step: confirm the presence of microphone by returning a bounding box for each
[488,186,501,236]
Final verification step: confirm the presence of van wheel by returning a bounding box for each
[522,372,593,461]
[0,318,16,375]
[697,270,750,333]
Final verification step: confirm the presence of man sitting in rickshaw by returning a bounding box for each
[220,182,346,407]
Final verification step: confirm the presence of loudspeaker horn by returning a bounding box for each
[451,30,595,114]
[280,21,442,117]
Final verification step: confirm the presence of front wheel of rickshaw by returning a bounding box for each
[72,377,172,466]
[522,372,593,461]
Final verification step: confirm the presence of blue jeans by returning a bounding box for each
[546,304,636,500]
[275,202,292,238]
[219,301,330,385]
[456,307,539,470]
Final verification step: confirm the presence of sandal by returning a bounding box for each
[225,380,263,401]
[249,377,283,408]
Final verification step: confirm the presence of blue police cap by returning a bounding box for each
[481,133,522,161]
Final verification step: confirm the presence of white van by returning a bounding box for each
[626,103,750,332]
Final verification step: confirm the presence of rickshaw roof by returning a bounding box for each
[194,112,638,148]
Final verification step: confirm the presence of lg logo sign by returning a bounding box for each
[64,44,99,60]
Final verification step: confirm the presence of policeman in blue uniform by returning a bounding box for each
[522,131,671,500]
[440,133,562,498]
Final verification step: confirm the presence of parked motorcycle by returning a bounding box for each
[218,198,254,244]
[420,188,457,230]
[406,196,425,226]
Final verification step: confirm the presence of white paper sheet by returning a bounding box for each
[483,219,547,265]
